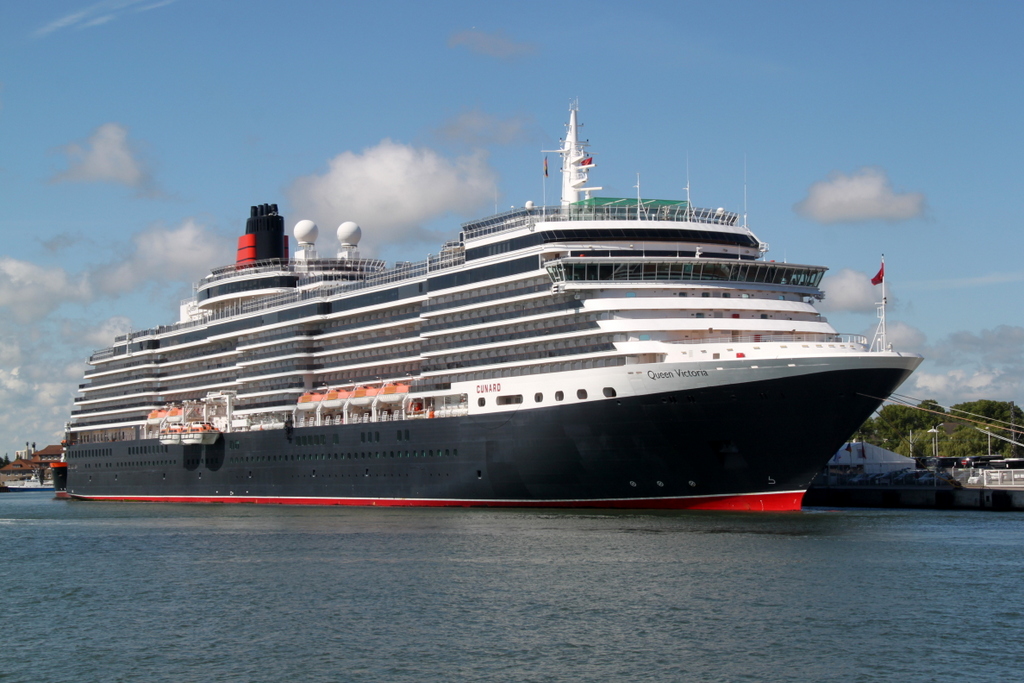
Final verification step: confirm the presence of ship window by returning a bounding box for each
[534,393,543,402]
[404,429,410,440]
[603,387,617,398]
[577,389,588,399]
[702,292,710,297]
[445,449,450,456]
[555,391,564,401]
[453,449,458,457]
[375,432,380,442]
[478,398,486,407]
[497,395,523,405]
[360,432,366,443]
[397,430,403,441]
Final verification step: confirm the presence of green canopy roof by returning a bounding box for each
[571,197,689,208]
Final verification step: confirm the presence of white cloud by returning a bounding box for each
[33,0,177,37]
[0,331,82,455]
[96,219,232,295]
[436,110,533,147]
[70,316,134,349]
[884,320,927,353]
[819,268,881,313]
[0,219,228,322]
[53,122,157,194]
[904,325,1024,405]
[286,140,498,254]
[448,29,537,59]
[794,167,925,223]
[0,257,93,322]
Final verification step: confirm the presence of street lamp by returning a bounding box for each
[927,426,940,459]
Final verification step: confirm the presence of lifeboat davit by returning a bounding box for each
[296,392,325,411]
[377,382,409,404]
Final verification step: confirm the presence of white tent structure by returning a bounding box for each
[828,442,916,474]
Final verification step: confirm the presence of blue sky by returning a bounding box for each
[1,0,1022,455]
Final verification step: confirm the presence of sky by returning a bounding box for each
[1,0,1022,455]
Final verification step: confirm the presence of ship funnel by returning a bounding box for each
[237,202,286,265]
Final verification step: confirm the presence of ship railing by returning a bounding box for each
[665,333,868,347]
[461,203,742,241]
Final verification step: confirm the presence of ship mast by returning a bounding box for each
[557,102,602,205]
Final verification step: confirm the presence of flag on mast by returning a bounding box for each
[544,157,548,178]
[871,261,885,286]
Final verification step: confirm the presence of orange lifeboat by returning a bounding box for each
[377,382,410,404]
[165,407,183,423]
[296,392,325,411]
[321,388,351,410]
[179,422,221,446]
[147,409,168,425]
[348,385,380,407]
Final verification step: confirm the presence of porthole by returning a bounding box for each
[478,397,486,407]
[577,389,588,399]
[603,387,616,398]
[534,393,543,402]
[555,391,564,401]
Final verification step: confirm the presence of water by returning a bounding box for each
[2,493,1022,682]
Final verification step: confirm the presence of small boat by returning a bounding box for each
[165,407,183,423]
[296,392,325,411]
[179,422,221,446]
[348,386,379,407]
[159,424,184,445]
[321,388,351,409]
[147,409,168,425]
[377,382,409,404]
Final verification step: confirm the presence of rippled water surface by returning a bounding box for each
[2,493,1022,682]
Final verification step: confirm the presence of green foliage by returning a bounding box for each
[855,399,1023,459]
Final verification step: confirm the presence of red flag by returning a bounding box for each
[580,156,593,166]
[871,262,884,285]
[544,157,548,177]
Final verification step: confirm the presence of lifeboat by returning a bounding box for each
[179,422,221,446]
[158,424,185,445]
[321,388,351,410]
[348,386,379,407]
[377,382,410,404]
[147,409,168,425]
[165,407,183,423]
[296,392,325,411]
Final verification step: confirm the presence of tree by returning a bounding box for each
[855,400,946,458]
[941,400,1024,459]
[854,399,1024,459]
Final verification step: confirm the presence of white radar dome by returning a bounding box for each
[525,200,535,210]
[293,220,319,244]
[337,221,362,246]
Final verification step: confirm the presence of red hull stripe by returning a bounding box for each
[67,490,805,512]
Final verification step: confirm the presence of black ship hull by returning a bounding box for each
[65,364,914,511]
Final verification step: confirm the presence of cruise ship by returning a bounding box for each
[59,106,922,511]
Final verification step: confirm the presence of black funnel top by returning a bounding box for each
[245,203,285,260]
